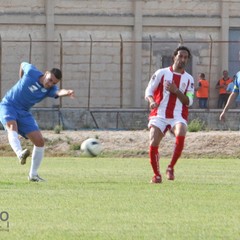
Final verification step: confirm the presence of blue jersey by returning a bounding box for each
[1,62,58,111]
[233,72,240,94]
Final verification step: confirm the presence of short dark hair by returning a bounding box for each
[200,73,205,78]
[173,45,191,58]
[50,68,62,80]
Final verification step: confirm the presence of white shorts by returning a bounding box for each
[148,116,187,135]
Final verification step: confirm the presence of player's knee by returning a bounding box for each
[32,138,45,147]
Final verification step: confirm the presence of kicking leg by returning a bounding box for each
[6,120,30,165]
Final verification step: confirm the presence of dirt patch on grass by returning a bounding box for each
[0,130,239,158]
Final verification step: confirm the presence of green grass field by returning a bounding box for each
[0,156,239,240]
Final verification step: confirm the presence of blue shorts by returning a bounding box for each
[0,103,39,138]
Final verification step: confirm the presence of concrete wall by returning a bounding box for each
[29,108,240,131]
[0,0,240,109]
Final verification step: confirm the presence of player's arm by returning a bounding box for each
[56,89,75,98]
[175,89,191,105]
[226,86,232,94]
[146,95,158,109]
[219,92,237,121]
[19,62,30,78]
[220,77,240,121]
[145,70,162,109]
[19,63,24,78]
[165,81,194,106]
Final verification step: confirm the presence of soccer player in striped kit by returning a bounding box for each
[145,46,195,183]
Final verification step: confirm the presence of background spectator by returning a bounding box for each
[215,70,232,108]
[195,73,209,109]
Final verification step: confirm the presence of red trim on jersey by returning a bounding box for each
[165,73,181,118]
[150,75,164,117]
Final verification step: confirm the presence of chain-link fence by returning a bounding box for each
[0,35,239,110]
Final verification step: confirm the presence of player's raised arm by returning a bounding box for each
[56,89,75,98]
[219,92,237,121]
[19,62,24,78]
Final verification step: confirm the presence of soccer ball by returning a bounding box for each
[81,138,102,157]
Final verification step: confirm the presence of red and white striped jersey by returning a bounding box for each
[145,66,194,121]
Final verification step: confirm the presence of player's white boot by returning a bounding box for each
[18,149,30,165]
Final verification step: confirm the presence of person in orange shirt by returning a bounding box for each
[195,73,209,108]
[215,70,232,108]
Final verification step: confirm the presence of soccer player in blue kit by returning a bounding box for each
[220,70,240,120]
[0,62,74,182]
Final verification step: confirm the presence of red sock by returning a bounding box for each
[149,146,160,176]
[168,136,185,169]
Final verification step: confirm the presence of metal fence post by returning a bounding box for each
[59,33,63,108]
[88,34,93,110]
[29,34,32,63]
[149,35,153,81]
[208,35,213,110]
[120,34,123,108]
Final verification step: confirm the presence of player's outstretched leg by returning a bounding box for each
[19,149,30,165]
[8,130,30,165]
